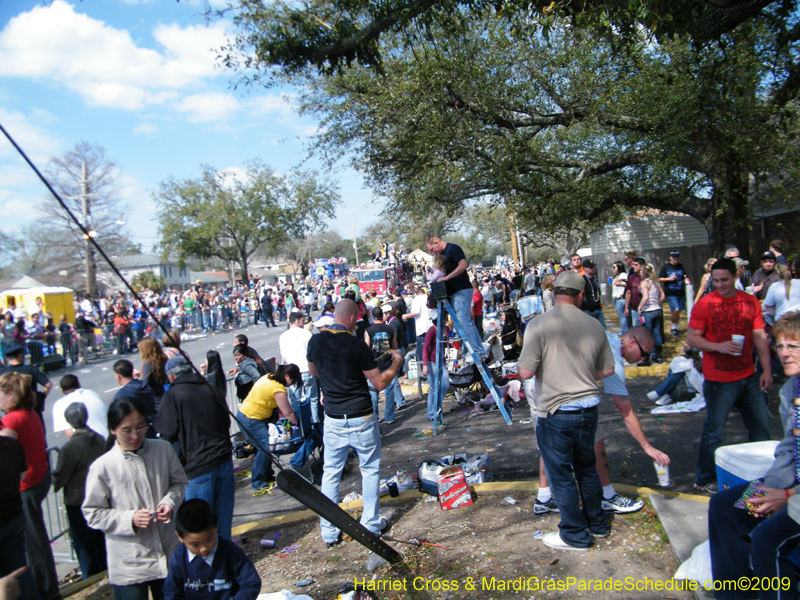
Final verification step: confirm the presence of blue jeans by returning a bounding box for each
[320,413,382,542]
[405,320,416,351]
[614,299,628,335]
[113,579,164,600]
[451,288,486,358]
[415,334,427,377]
[184,459,235,540]
[666,295,686,312]
[629,308,640,326]
[654,369,687,399]
[236,412,276,489]
[642,309,663,357]
[0,515,39,600]
[582,308,607,330]
[426,361,450,421]
[369,376,403,422]
[709,483,800,600]
[695,374,771,486]
[536,406,607,547]
[66,504,107,579]
[302,371,320,424]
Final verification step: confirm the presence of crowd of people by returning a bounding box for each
[2,234,800,600]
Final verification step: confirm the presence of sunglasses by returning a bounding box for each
[633,338,647,361]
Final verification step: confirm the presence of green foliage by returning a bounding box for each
[155,161,339,283]
[222,0,796,77]
[288,16,800,252]
[132,271,166,293]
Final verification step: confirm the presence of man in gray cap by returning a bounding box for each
[518,270,616,551]
[154,355,235,539]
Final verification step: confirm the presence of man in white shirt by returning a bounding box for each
[280,311,319,422]
[51,374,109,439]
[405,286,430,376]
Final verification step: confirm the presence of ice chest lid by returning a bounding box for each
[789,495,800,524]
[715,441,780,481]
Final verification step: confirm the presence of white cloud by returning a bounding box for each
[133,122,159,136]
[0,107,63,163]
[0,198,31,217]
[176,92,239,122]
[0,1,232,113]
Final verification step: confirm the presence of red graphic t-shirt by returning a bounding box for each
[687,290,765,382]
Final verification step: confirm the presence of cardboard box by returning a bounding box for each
[437,466,473,510]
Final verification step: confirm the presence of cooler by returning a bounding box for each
[715,440,780,491]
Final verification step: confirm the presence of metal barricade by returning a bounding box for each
[44,447,77,563]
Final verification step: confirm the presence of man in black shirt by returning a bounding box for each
[580,259,606,329]
[426,236,486,360]
[364,307,404,424]
[1,345,52,430]
[657,251,688,338]
[306,299,403,547]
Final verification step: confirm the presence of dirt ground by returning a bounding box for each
[70,489,697,600]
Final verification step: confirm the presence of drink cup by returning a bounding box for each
[654,462,670,487]
[731,334,745,356]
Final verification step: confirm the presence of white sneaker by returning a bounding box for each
[541,531,588,551]
[655,394,673,406]
[646,390,659,401]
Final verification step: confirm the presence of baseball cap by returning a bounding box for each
[582,259,596,269]
[555,271,585,291]
[165,355,189,374]
[733,257,749,268]
[761,251,777,260]
[316,316,335,328]
[400,289,408,296]
[670,251,680,257]
[381,303,392,313]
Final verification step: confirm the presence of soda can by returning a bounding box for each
[388,481,399,497]
[260,539,276,548]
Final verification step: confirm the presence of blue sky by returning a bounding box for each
[0,0,383,252]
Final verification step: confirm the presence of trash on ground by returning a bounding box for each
[504,497,517,505]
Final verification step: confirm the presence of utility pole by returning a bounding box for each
[81,161,98,297]
[352,223,359,266]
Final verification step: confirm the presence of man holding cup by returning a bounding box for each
[687,257,773,494]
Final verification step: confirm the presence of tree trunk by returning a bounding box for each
[705,167,752,257]
[239,249,250,287]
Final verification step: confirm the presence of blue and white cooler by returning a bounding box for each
[715,440,780,490]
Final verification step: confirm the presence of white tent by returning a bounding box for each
[407,249,433,263]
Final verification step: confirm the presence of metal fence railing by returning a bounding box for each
[44,447,77,564]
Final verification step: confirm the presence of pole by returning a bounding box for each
[353,223,359,265]
[508,213,519,267]
[82,160,97,297]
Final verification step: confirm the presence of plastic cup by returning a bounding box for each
[731,334,745,356]
[654,462,670,487]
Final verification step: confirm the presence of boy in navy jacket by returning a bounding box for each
[164,499,261,600]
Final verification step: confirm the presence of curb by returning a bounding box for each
[625,364,671,378]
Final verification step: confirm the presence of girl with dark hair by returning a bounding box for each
[52,402,107,579]
[200,349,226,400]
[236,365,298,491]
[229,345,261,401]
[83,397,187,600]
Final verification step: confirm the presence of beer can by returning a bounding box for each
[388,481,399,497]
[260,539,276,548]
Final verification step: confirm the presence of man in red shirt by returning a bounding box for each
[687,257,773,493]
[470,278,484,339]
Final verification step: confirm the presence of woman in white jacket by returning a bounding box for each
[82,397,187,600]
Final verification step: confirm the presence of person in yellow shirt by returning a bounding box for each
[236,365,299,491]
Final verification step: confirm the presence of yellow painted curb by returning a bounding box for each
[625,364,671,378]
[230,481,710,538]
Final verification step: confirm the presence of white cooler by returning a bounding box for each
[715,440,780,490]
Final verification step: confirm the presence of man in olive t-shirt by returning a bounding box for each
[518,271,615,551]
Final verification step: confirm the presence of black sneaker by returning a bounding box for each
[671,329,680,338]
[534,497,559,515]
[693,482,718,495]
[638,357,652,367]
[326,532,343,548]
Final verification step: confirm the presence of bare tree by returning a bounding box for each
[41,141,132,294]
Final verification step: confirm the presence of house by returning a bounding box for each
[99,254,194,291]
[589,215,710,288]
